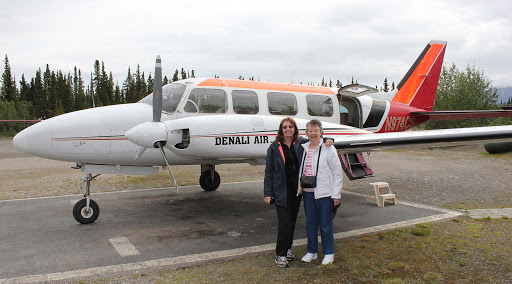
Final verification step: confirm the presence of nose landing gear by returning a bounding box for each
[73,173,100,224]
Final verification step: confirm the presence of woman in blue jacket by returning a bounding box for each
[264,117,304,267]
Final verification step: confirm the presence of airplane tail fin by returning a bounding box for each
[392,40,447,111]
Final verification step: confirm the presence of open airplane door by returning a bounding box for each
[339,152,374,180]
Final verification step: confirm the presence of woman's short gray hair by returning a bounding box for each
[306,119,324,135]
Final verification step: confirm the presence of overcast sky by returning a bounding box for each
[2,0,511,90]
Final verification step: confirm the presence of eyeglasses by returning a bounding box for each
[282,125,294,129]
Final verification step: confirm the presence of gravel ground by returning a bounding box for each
[2,138,511,209]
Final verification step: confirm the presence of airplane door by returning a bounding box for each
[340,97,362,128]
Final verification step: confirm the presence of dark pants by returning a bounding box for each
[275,194,302,256]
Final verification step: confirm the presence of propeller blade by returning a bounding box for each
[135,146,147,160]
[156,141,179,193]
[153,55,163,122]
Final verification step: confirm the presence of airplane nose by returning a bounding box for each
[13,122,51,159]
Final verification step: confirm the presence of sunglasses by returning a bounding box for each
[282,125,294,129]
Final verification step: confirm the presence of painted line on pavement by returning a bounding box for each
[109,237,140,257]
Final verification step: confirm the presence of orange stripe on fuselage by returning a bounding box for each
[392,43,445,105]
[197,78,335,95]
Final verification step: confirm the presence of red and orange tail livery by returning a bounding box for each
[392,40,447,111]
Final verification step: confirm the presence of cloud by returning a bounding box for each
[2,0,512,88]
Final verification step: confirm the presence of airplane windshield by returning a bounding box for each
[139,83,186,113]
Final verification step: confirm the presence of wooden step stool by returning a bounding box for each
[367,182,396,207]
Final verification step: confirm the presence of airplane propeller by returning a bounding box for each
[125,55,179,192]
[153,56,163,122]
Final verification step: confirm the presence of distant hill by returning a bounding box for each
[497,87,512,105]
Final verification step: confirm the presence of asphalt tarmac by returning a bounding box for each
[0,181,460,282]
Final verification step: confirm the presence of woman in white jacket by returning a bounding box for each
[299,119,343,265]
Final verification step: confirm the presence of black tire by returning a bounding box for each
[199,170,221,191]
[73,199,100,224]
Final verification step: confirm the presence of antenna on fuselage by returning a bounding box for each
[287,70,296,84]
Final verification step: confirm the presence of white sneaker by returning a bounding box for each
[322,254,334,265]
[301,252,317,263]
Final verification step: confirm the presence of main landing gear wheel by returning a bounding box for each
[200,170,220,191]
[73,199,100,224]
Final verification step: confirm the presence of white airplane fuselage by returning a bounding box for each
[13,78,370,168]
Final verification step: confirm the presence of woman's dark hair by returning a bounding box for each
[276,117,300,142]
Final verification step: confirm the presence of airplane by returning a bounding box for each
[12,40,512,224]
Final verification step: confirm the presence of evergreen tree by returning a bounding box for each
[73,67,86,110]
[1,55,18,101]
[43,65,56,117]
[122,67,136,103]
[383,78,389,92]
[107,71,114,104]
[181,68,187,80]
[391,81,395,91]
[147,74,154,95]
[191,70,195,78]
[90,73,96,108]
[93,60,103,106]
[162,75,168,85]
[172,69,179,82]
[19,74,30,102]
[33,68,46,118]
[113,83,122,104]
[135,64,143,101]
[139,72,147,100]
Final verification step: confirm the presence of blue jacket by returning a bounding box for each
[264,137,307,207]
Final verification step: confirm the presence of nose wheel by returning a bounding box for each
[73,173,100,224]
[73,198,99,224]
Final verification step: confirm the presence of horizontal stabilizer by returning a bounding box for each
[411,110,512,121]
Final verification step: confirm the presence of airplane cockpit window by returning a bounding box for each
[306,94,333,117]
[185,88,227,113]
[267,92,297,116]
[138,83,186,113]
[232,90,259,114]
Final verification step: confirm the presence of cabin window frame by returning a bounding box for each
[267,92,298,116]
[306,94,334,117]
[184,88,228,113]
[232,90,259,114]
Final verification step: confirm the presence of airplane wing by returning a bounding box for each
[411,110,512,120]
[332,125,512,153]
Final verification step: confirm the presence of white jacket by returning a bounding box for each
[298,141,343,199]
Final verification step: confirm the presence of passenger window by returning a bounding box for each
[185,88,227,113]
[232,90,259,114]
[306,94,333,117]
[267,92,297,115]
